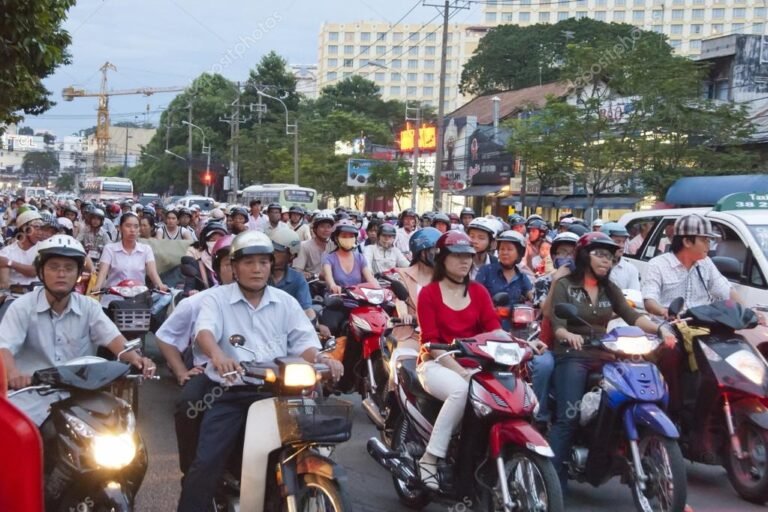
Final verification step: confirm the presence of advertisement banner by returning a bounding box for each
[439,116,477,192]
[347,159,377,187]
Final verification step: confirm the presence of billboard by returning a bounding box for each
[399,126,436,152]
[347,159,377,187]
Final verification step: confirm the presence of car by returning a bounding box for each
[173,195,215,212]
[137,193,160,206]
[619,192,768,307]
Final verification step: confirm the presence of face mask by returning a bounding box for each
[207,240,216,253]
[338,238,356,251]
[554,256,575,271]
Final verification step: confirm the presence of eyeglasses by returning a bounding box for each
[590,249,614,260]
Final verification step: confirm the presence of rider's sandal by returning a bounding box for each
[418,460,440,490]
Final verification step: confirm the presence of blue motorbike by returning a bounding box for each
[554,304,687,512]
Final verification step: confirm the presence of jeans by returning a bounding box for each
[529,351,555,422]
[417,360,469,458]
[173,373,212,476]
[547,355,605,491]
[177,383,272,512]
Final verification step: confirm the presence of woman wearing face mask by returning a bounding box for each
[363,223,409,275]
[548,232,676,492]
[415,231,502,489]
[323,219,379,295]
[185,222,229,290]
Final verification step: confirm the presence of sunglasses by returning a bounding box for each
[590,249,614,260]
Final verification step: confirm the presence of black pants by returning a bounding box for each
[173,373,213,476]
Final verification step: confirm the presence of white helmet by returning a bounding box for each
[16,210,42,228]
[57,217,74,231]
[230,231,274,259]
[36,235,86,266]
[467,217,503,239]
[312,210,335,227]
[269,227,301,257]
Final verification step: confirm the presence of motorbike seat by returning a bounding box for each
[397,358,442,425]
[586,372,603,391]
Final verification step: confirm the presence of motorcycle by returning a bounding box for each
[212,334,353,512]
[667,297,768,504]
[8,341,156,511]
[368,331,564,512]
[553,303,687,512]
[493,292,540,342]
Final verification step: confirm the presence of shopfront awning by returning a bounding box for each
[665,175,768,207]
[501,195,563,208]
[453,184,503,197]
[594,196,642,209]
[502,195,641,209]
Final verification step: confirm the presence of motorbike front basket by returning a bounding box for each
[275,397,353,445]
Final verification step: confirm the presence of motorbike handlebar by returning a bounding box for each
[425,342,454,351]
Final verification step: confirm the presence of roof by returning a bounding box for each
[448,82,571,125]
[665,175,768,207]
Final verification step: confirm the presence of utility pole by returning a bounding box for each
[221,82,245,204]
[186,103,193,195]
[122,127,130,177]
[406,102,421,210]
[424,0,468,211]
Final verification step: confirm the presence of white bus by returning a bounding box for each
[82,177,134,202]
[240,184,318,211]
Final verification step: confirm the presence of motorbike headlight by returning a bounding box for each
[92,433,137,469]
[362,288,385,305]
[471,398,493,417]
[603,336,660,355]
[283,363,318,388]
[63,411,96,439]
[479,341,524,366]
[725,350,766,386]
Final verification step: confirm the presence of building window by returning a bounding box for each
[521,0,531,4]
[756,7,767,18]
[409,46,419,56]
[328,32,339,42]
[652,9,663,19]
[360,46,369,55]
[502,13,513,22]
[596,11,607,20]
[692,8,704,19]
[343,58,354,67]
[633,0,644,6]
[733,8,746,18]
[393,45,403,55]
[633,10,644,21]
[558,11,570,20]
[407,86,417,96]
[615,0,625,6]
[597,0,607,6]
[733,23,744,32]
[360,32,371,42]
[576,11,587,19]
[424,73,434,82]
[689,39,702,50]
[653,24,663,32]
[670,39,682,50]
[520,12,531,22]
[754,23,765,34]
[423,86,434,96]
[426,46,436,56]
[486,12,497,22]
[692,24,703,34]
[390,86,401,95]
[577,0,586,6]
[376,45,386,55]
[393,32,403,42]
[392,59,402,69]
[327,58,337,67]
[671,0,683,5]
[391,72,401,81]
[426,33,436,42]
[712,8,725,19]
[693,0,704,4]
[407,72,418,81]
[344,45,354,55]
[328,45,338,55]
[671,24,683,34]
[326,72,337,81]
[614,11,625,21]
[712,23,724,34]
[539,11,550,22]
[408,59,418,69]
[377,32,387,41]
[425,60,435,69]
[374,72,385,81]
[446,60,453,70]
[671,9,683,20]
[344,32,354,43]
[409,32,419,41]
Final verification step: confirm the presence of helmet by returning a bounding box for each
[230,206,249,222]
[62,204,78,216]
[201,221,228,241]
[496,230,526,252]
[333,219,359,240]
[288,205,304,215]
[209,208,225,220]
[550,232,580,255]
[421,211,435,222]
[107,203,121,217]
[436,231,475,255]
[348,210,363,222]
[143,205,156,218]
[90,208,105,219]
[177,207,191,218]
[35,235,86,274]
[575,232,619,259]
[527,219,548,232]
[567,224,590,237]
[230,231,274,260]
[432,212,451,226]
[409,227,441,257]
[269,227,301,257]
[376,211,385,219]
[378,223,397,237]
[466,217,501,239]
[459,207,475,219]
[600,222,630,238]
[16,210,42,228]
[526,214,543,225]
[266,203,282,212]
[507,214,526,227]
[212,234,234,274]
[592,218,605,228]
[57,217,74,232]
[400,208,417,219]
[312,210,335,227]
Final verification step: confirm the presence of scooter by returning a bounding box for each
[8,341,156,511]
[553,303,687,512]
[667,297,768,504]
[213,335,353,512]
[368,331,564,512]
[493,292,540,341]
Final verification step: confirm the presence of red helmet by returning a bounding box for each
[436,230,475,255]
[575,232,619,258]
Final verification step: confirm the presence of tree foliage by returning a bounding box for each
[0,0,76,128]
[367,160,432,210]
[22,151,59,186]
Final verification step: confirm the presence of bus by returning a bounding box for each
[240,184,318,211]
[82,177,134,202]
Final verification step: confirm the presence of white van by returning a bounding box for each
[174,195,215,212]
[618,192,768,307]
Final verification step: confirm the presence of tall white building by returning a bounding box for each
[482,0,767,56]
[316,21,490,111]
[292,64,319,99]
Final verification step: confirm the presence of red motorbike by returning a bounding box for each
[368,331,564,511]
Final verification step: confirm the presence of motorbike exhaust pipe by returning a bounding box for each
[362,398,386,430]
[366,438,419,486]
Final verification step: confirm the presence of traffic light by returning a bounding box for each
[202,171,212,186]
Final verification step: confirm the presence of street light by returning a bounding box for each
[255,90,299,185]
[182,120,212,196]
[364,60,421,210]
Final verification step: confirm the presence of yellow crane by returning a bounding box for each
[62,61,185,171]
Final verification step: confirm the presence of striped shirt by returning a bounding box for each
[641,252,731,309]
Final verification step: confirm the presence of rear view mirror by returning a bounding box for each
[324,295,344,309]
[711,256,742,281]
[229,334,246,347]
[389,280,409,302]
[668,297,685,318]
[554,303,579,321]
[493,292,510,307]
[117,339,142,360]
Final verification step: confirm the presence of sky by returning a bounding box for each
[25,0,482,137]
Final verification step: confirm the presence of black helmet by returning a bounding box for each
[230,206,249,222]
[288,205,304,215]
[378,223,397,237]
[459,207,475,218]
[267,203,282,212]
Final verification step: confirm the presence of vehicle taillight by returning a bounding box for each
[513,307,535,327]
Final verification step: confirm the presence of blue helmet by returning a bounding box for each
[600,222,630,238]
[409,227,441,259]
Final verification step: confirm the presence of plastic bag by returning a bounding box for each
[579,389,602,426]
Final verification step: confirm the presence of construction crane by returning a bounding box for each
[62,61,185,171]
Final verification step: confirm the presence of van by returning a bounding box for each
[173,195,215,212]
[618,192,768,307]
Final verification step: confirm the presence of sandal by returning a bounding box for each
[418,459,440,490]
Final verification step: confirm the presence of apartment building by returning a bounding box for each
[316,21,489,112]
[483,0,767,56]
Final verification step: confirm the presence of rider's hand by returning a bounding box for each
[130,356,157,378]
[212,353,241,382]
[318,355,344,382]
[178,366,204,386]
[562,332,584,350]
[659,326,677,349]
[157,283,170,293]
[317,324,332,339]
[7,369,32,390]
[399,313,414,325]
[329,284,342,295]
[461,368,480,382]
[528,339,549,355]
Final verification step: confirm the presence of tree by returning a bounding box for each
[17,126,34,136]
[22,151,59,185]
[37,132,55,145]
[55,173,74,192]
[0,0,76,128]
[460,19,655,95]
[367,160,432,210]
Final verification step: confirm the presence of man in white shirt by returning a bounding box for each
[263,202,288,237]
[394,209,418,260]
[0,210,44,288]
[600,222,640,291]
[364,223,409,275]
[246,199,268,232]
[287,205,312,241]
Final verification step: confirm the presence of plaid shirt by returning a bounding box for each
[641,252,731,309]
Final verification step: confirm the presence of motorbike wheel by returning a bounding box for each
[391,417,431,510]
[290,474,352,512]
[725,419,768,504]
[499,450,564,512]
[630,434,687,512]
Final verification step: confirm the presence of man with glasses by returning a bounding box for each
[0,210,44,288]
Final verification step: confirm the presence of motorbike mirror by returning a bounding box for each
[324,295,344,309]
[321,338,337,353]
[668,297,685,318]
[117,339,142,360]
[229,334,246,347]
[554,303,579,321]
[493,292,510,307]
[389,280,409,301]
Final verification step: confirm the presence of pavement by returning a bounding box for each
[134,335,767,511]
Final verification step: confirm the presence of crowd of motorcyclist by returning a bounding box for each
[0,191,760,511]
